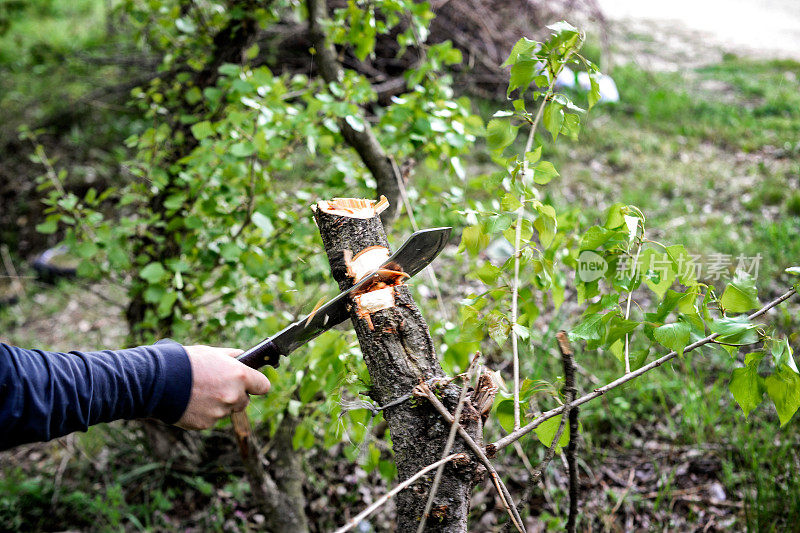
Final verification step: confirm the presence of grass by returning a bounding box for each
[442,51,800,530]
[499,54,800,530]
[2,17,800,531]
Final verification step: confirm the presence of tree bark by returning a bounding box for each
[313,199,481,532]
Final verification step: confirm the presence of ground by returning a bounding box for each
[2,4,800,532]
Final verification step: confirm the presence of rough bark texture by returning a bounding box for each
[314,203,481,532]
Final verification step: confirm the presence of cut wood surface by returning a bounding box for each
[313,198,482,532]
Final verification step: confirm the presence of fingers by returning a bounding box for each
[242,366,271,395]
[177,344,270,431]
[224,348,244,358]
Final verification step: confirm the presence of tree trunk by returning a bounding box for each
[313,199,481,532]
[232,410,310,533]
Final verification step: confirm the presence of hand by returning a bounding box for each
[176,345,271,430]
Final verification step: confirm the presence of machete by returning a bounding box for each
[236,227,451,370]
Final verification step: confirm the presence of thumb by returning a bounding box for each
[242,366,271,395]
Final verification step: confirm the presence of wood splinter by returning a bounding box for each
[315,197,412,330]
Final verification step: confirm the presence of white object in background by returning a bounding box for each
[577,71,620,103]
[555,66,576,89]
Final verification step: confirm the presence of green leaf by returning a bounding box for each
[220,242,242,261]
[710,315,760,346]
[486,119,517,152]
[475,263,501,284]
[729,358,764,418]
[588,72,600,109]
[140,262,166,284]
[534,208,557,248]
[533,161,559,185]
[163,193,186,211]
[547,21,579,35]
[578,228,608,253]
[487,312,509,347]
[653,321,691,356]
[665,245,697,287]
[534,416,570,452]
[508,59,538,96]
[786,266,800,276]
[230,142,255,158]
[175,16,196,34]
[765,366,800,426]
[251,212,274,237]
[459,225,489,256]
[496,399,518,433]
[157,291,178,318]
[543,102,564,141]
[501,193,522,211]
[190,121,214,140]
[640,249,677,299]
[720,270,760,313]
[345,115,365,132]
[570,313,604,341]
[36,218,58,234]
[605,316,639,346]
[503,37,538,67]
[74,241,98,259]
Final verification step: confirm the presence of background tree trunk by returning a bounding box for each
[313,200,482,532]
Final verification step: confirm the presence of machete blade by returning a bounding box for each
[237,227,451,369]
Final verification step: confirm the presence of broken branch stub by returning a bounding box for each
[313,197,482,533]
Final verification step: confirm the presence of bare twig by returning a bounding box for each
[416,355,479,533]
[490,288,798,453]
[505,332,576,532]
[417,382,526,533]
[389,156,448,320]
[306,0,402,219]
[333,452,467,533]
[0,245,24,298]
[610,468,636,515]
[231,156,257,239]
[559,331,580,533]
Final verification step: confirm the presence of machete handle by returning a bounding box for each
[237,338,282,369]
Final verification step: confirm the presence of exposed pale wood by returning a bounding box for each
[314,199,481,532]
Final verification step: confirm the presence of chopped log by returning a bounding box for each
[313,198,482,532]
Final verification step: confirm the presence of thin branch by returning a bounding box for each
[560,331,579,533]
[416,355,478,533]
[504,332,575,532]
[389,156,449,319]
[0,245,24,298]
[623,237,643,373]
[232,156,257,239]
[306,0,402,219]
[511,76,557,431]
[489,287,798,454]
[333,452,467,533]
[416,382,526,533]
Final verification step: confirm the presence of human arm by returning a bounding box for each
[0,341,270,449]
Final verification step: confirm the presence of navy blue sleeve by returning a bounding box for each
[0,340,193,450]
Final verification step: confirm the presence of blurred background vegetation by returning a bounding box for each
[1,0,799,531]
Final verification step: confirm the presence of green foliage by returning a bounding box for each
[31,0,478,466]
[450,23,800,442]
